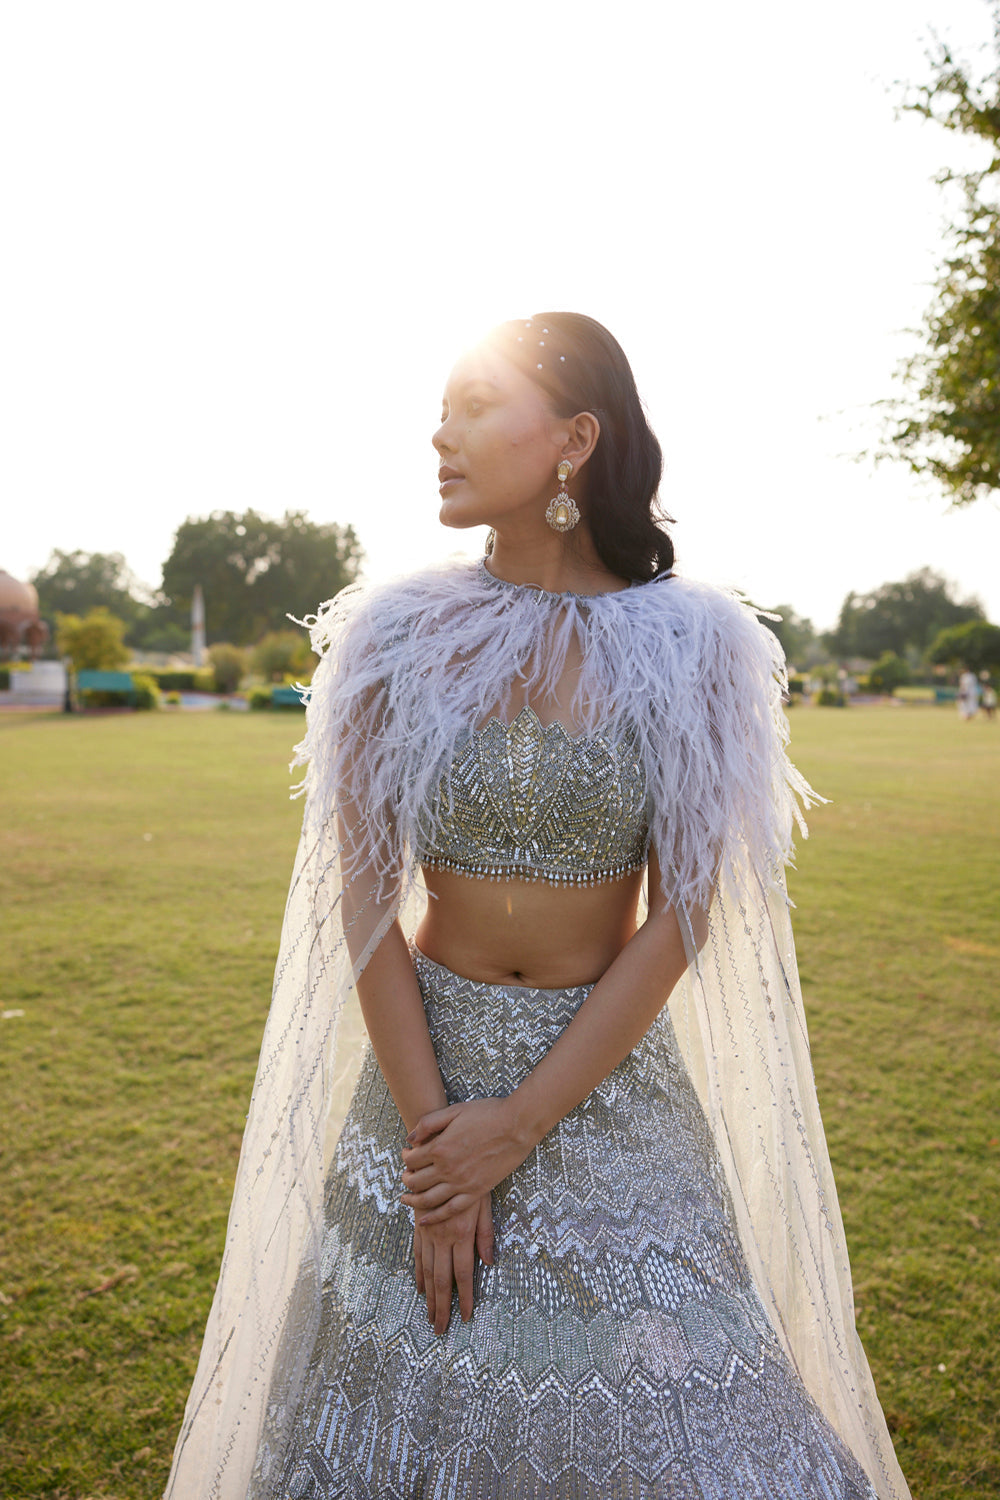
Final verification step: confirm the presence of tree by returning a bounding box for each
[824,567,984,659]
[128,611,191,655]
[764,606,818,667]
[28,549,185,651]
[31,550,145,631]
[928,618,1000,671]
[879,7,1000,504]
[160,510,362,646]
[56,608,130,670]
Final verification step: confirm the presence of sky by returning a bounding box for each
[2,0,999,632]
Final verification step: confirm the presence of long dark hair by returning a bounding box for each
[485,312,674,580]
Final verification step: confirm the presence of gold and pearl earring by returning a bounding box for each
[545,461,580,532]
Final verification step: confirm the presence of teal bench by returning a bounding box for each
[271,685,307,708]
[77,671,134,693]
[76,670,136,705]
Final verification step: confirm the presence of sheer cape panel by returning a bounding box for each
[165,561,909,1499]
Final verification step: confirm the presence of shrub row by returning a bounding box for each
[141,668,216,692]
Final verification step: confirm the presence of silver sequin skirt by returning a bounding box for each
[264,949,876,1499]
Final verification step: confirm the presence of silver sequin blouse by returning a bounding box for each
[416,704,650,887]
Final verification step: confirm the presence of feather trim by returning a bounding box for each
[291,559,819,920]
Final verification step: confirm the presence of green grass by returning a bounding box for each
[785,705,999,1498]
[1,705,997,1498]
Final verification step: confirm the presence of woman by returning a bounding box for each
[166,314,909,1499]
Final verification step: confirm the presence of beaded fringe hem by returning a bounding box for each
[419,855,646,887]
[252,952,876,1500]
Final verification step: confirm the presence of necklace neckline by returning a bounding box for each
[478,558,637,600]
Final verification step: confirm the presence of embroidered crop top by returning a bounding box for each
[416,705,650,887]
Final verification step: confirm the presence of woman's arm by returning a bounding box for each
[353,918,449,1132]
[401,849,708,1221]
[337,746,450,1135]
[353,919,494,1330]
[338,756,494,1331]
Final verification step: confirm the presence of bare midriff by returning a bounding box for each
[415,865,646,989]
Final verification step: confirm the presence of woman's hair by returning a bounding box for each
[484,311,674,580]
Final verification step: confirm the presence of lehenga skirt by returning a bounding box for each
[258,949,875,1500]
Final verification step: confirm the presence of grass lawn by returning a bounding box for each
[1,704,997,1498]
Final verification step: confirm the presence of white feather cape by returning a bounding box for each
[293,557,815,926]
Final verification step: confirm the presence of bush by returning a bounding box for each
[193,667,215,692]
[0,669,8,690]
[56,608,130,671]
[79,688,133,709]
[865,651,910,696]
[208,642,246,695]
[131,673,161,711]
[248,685,273,711]
[814,688,847,707]
[252,630,316,683]
[164,691,181,706]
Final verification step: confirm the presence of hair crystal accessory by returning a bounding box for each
[507,318,564,373]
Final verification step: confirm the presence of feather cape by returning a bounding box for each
[292,557,816,926]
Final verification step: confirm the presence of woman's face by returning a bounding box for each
[433,346,568,532]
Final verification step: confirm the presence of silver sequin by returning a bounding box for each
[416,706,649,887]
[256,951,876,1499]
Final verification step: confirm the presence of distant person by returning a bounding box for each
[167,312,909,1499]
[981,672,997,720]
[957,667,981,720]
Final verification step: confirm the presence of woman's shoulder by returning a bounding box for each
[627,569,758,615]
[622,571,784,660]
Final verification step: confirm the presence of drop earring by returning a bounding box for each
[545,460,580,533]
[484,528,496,557]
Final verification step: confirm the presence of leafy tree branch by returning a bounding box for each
[878,4,1000,505]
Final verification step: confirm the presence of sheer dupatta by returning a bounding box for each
[669,872,909,1499]
[164,810,426,1498]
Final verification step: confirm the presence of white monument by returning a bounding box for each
[191,585,206,667]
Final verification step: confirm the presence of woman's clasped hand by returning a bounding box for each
[401,1097,532,1332]
[411,1193,493,1336]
